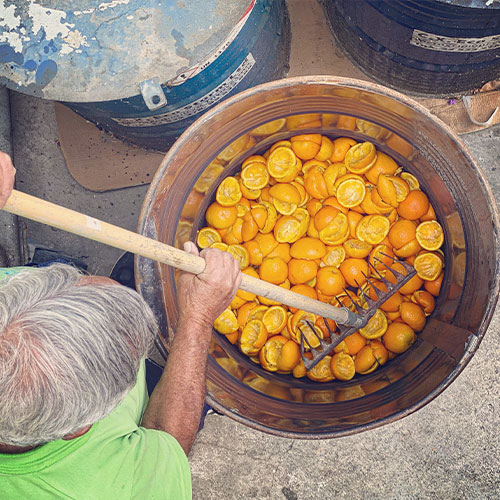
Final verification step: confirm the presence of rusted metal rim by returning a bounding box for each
[138,76,500,438]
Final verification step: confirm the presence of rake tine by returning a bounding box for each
[304,320,319,337]
[298,331,307,360]
[395,259,415,275]
[357,279,377,307]
[378,254,414,277]
[359,270,369,281]
[368,259,385,280]
[372,255,393,272]
[305,320,331,350]
[335,296,344,308]
[371,258,395,287]
[343,287,363,313]
[358,271,378,295]
[354,275,370,294]
[379,251,395,260]
[365,276,384,295]
[304,320,315,328]
[378,273,394,289]
[352,300,365,314]
[323,316,335,335]
[298,325,314,354]
[388,264,405,278]
[353,279,370,309]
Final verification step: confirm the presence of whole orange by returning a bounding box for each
[315,266,346,296]
[382,323,416,353]
[343,331,366,355]
[290,237,327,260]
[399,302,426,331]
[397,190,429,220]
[388,219,417,249]
[259,257,288,285]
[205,202,238,229]
[339,258,369,287]
[288,258,318,284]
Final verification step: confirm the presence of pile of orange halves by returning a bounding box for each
[197,133,444,383]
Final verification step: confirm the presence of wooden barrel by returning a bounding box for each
[321,0,500,96]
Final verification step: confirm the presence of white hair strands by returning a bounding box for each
[0,264,157,447]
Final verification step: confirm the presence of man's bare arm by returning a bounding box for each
[0,151,15,209]
[141,243,241,455]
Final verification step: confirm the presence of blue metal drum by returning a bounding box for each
[0,0,290,151]
[321,0,500,96]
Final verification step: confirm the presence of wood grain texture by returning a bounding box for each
[3,190,351,324]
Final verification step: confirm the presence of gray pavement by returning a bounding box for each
[190,301,500,499]
[3,0,500,498]
[9,91,148,276]
[0,86,23,266]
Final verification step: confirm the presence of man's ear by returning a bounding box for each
[76,276,120,286]
[62,425,92,441]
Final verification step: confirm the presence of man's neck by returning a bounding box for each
[0,443,38,454]
[0,425,92,454]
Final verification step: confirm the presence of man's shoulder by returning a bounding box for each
[89,425,192,500]
[0,418,191,500]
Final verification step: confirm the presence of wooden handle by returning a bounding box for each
[3,190,353,324]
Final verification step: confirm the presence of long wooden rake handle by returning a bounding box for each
[3,190,363,325]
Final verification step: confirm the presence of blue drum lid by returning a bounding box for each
[0,0,250,101]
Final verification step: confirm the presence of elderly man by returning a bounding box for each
[0,151,242,499]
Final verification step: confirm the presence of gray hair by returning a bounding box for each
[0,264,157,447]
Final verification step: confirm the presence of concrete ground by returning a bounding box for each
[3,0,500,498]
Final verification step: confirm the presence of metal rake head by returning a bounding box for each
[299,256,417,371]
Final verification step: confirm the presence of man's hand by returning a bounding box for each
[177,241,242,330]
[0,152,15,209]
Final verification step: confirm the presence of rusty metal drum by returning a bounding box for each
[0,0,290,151]
[137,77,500,438]
[321,0,500,96]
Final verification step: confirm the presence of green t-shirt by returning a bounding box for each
[0,269,192,500]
